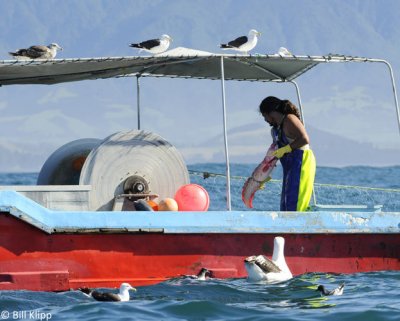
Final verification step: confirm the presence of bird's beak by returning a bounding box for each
[130,287,137,292]
[257,32,262,36]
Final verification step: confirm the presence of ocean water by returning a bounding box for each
[0,165,399,321]
[188,164,400,212]
[0,272,399,321]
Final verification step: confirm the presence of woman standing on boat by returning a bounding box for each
[259,96,316,211]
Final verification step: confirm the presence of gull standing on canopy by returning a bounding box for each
[220,29,261,54]
[9,43,63,60]
[277,47,292,56]
[129,34,173,54]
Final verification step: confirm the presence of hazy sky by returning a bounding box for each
[0,0,399,171]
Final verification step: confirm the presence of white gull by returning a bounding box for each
[220,29,261,54]
[129,34,173,54]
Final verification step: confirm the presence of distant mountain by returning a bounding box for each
[0,142,50,172]
[0,0,399,171]
[180,123,400,166]
[0,122,397,172]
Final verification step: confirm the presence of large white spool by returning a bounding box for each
[37,138,102,185]
[79,130,190,211]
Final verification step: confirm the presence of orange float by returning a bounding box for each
[158,198,179,211]
[146,200,158,211]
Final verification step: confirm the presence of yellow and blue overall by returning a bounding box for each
[272,126,316,211]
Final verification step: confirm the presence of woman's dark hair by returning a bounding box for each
[259,96,301,120]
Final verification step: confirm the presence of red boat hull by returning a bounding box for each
[0,213,399,291]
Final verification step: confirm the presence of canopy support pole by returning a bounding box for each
[220,56,232,211]
[289,80,306,125]
[289,80,317,207]
[136,75,141,130]
[379,60,400,136]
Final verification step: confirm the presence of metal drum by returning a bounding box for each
[37,138,101,185]
[79,130,190,211]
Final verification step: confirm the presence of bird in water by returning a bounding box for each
[244,236,292,283]
[182,268,214,280]
[220,29,261,54]
[129,34,173,54]
[317,283,345,296]
[78,282,136,302]
[193,268,214,280]
[9,43,63,60]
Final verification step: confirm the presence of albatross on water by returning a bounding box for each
[79,283,136,302]
[9,43,63,60]
[129,34,173,54]
[244,236,292,283]
[220,29,261,54]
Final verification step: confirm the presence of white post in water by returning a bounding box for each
[136,75,141,130]
[220,56,232,211]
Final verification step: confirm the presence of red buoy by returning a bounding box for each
[174,184,210,211]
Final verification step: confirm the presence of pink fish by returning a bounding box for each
[242,143,278,208]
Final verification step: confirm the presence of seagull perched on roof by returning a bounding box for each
[220,29,261,54]
[78,283,136,302]
[244,236,292,283]
[277,47,292,56]
[129,34,173,54]
[317,283,345,296]
[9,43,63,60]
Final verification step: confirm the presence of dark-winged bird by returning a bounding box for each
[244,236,292,283]
[220,29,261,54]
[130,34,172,54]
[317,283,345,296]
[79,282,136,302]
[9,43,63,60]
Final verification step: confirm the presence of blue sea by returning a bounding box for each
[0,165,399,321]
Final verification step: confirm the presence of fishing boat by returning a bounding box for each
[0,47,399,291]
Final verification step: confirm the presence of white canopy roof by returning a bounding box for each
[0,47,378,86]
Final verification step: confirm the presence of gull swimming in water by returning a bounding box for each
[78,283,136,302]
[220,29,261,54]
[244,236,292,283]
[129,34,173,54]
[9,43,63,60]
[192,268,214,281]
[317,283,345,296]
[181,268,214,281]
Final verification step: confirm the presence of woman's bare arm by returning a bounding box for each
[283,114,310,149]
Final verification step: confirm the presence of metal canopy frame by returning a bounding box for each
[132,56,399,210]
[1,50,399,211]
